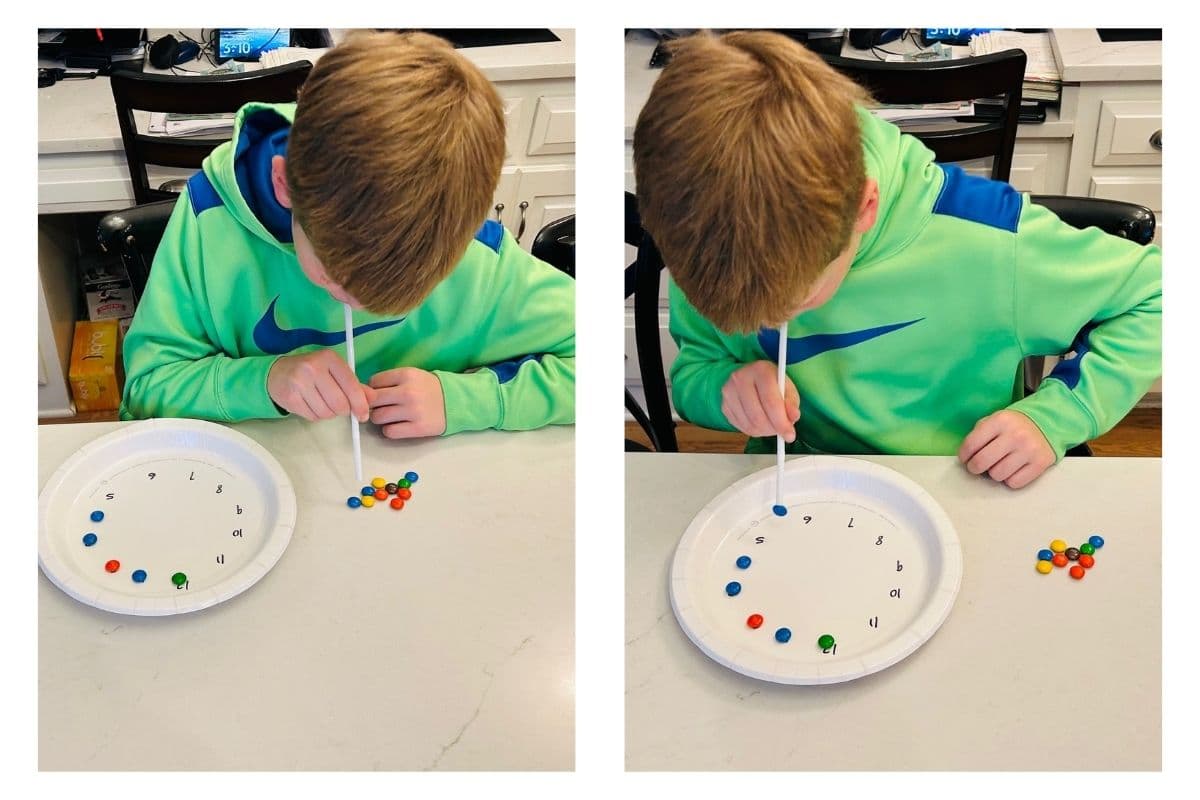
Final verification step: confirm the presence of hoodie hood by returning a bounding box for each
[200,102,297,251]
[851,107,946,269]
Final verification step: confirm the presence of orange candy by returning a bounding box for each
[1069,565,1085,580]
[1051,553,1068,567]
[374,489,388,501]
[1079,554,1095,568]
[398,488,412,500]
[747,614,764,629]
[104,559,120,573]
[390,497,404,510]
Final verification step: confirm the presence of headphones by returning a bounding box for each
[149,35,202,69]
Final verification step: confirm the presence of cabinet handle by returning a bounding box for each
[1149,130,1162,151]
[515,201,529,243]
[493,202,505,222]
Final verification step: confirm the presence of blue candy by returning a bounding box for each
[1037,549,1054,561]
[360,486,374,497]
[82,533,97,547]
[772,504,788,517]
[347,496,362,508]
[132,569,147,583]
[1089,535,1105,548]
[90,510,104,522]
[725,581,741,597]
[736,555,752,569]
[775,627,792,643]
[405,471,419,483]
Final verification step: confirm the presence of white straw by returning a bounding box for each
[775,321,787,513]
[343,303,363,484]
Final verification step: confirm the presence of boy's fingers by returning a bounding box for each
[299,383,335,420]
[753,375,794,441]
[784,381,801,422]
[965,435,1010,476]
[721,391,751,435]
[1005,462,1044,490]
[328,362,370,421]
[314,373,352,418]
[381,420,425,440]
[986,451,1025,483]
[958,414,1003,462]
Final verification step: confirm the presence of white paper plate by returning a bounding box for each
[38,418,297,616]
[670,456,962,685]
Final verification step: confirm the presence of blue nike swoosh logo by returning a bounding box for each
[757,318,923,364]
[253,297,406,355]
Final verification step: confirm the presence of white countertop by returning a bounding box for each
[624,29,1098,142]
[625,452,1160,770]
[1051,28,1162,82]
[39,418,574,770]
[39,29,574,156]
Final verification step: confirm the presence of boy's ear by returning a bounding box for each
[854,178,880,234]
[271,155,291,209]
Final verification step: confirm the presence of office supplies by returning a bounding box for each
[148,34,201,69]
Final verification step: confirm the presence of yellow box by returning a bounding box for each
[68,319,123,412]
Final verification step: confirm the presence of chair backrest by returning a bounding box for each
[823,49,1026,182]
[624,191,678,452]
[109,62,313,204]
[530,215,576,279]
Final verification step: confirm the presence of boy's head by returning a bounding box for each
[277,31,505,314]
[634,30,876,333]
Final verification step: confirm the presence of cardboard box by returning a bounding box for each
[80,255,136,321]
[69,319,124,412]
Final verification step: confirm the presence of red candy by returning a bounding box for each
[747,613,763,629]
[397,488,412,500]
[390,498,404,510]
[1079,554,1095,568]
[1069,565,1085,580]
[1051,553,1068,567]
[104,559,120,573]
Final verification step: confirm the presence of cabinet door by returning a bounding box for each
[509,166,575,252]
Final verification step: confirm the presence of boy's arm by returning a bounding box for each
[1007,198,1162,459]
[666,278,745,431]
[121,192,285,422]
[432,231,575,434]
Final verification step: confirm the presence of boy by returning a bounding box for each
[634,31,1160,488]
[121,31,574,437]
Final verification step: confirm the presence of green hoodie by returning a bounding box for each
[668,108,1161,459]
[121,103,574,434]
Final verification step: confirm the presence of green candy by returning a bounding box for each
[397,479,412,489]
[817,634,835,650]
[1079,543,1095,555]
[171,572,187,587]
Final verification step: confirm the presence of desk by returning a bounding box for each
[39,419,574,770]
[625,453,1160,770]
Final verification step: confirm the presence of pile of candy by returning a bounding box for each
[728,553,836,650]
[346,471,419,510]
[1035,534,1105,579]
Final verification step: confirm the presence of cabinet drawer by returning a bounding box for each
[1093,100,1162,167]
[1089,174,1162,213]
[526,95,575,156]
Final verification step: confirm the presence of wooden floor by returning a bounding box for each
[626,407,1162,457]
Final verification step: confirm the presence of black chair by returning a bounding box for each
[823,49,1026,182]
[530,214,575,279]
[626,190,1155,457]
[109,62,313,205]
[624,191,676,452]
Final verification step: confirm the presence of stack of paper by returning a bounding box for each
[970,31,1062,102]
[147,112,235,137]
[871,101,974,123]
[258,46,328,70]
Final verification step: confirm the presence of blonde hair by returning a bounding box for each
[287,31,505,314]
[634,30,870,332]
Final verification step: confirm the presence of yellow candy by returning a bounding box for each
[1036,560,1053,574]
[371,477,387,489]
[1050,539,1067,553]
[361,496,376,507]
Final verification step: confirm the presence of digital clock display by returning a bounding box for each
[921,28,1001,45]
[217,28,289,61]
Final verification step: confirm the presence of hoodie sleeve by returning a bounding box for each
[666,277,743,431]
[120,189,285,422]
[433,229,575,434]
[1007,197,1161,460]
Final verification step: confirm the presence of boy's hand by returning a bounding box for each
[958,410,1056,489]
[721,361,801,441]
[267,350,373,422]
[367,367,447,438]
